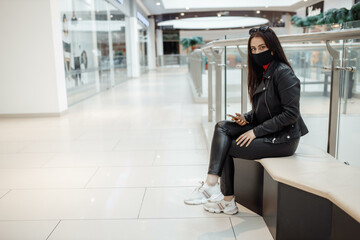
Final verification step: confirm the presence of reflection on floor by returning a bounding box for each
[0,67,273,240]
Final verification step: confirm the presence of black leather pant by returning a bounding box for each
[208,120,299,196]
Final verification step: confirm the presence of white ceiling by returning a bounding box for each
[162,0,300,9]
[158,16,269,29]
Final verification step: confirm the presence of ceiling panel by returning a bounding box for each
[162,0,301,9]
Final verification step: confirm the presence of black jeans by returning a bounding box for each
[208,120,299,196]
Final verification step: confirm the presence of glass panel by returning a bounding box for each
[139,27,148,73]
[109,5,126,85]
[283,41,334,152]
[60,0,99,104]
[59,0,127,105]
[95,0,111,91]
[337,20,360,166]
[224,45,244,119]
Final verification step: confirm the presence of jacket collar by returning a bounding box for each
[263,60,279,79]
[252,61,279,96]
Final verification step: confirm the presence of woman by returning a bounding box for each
[184,26,308,214]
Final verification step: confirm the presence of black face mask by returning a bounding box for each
[251,49,273,66]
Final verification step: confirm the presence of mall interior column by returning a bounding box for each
[282,13,291,34]
[156,29,164,66]
[147,17,156,70]
[125,0,140,78]
[0,0,67,116]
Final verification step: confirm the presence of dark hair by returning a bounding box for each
[247,27,292,103]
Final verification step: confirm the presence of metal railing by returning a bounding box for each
[188,51,204,96]
[157,54,188,67]
[192,28,360,159]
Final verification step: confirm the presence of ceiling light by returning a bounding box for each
[304,0,308,2]
[186,7,189,10]
[256,10,260,14]
[156,2,160,5]
[217,13,221,17]
[265,5,269,8]
[175,17,179,19]
[180,13,185,16]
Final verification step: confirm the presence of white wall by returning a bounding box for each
[296,6,307,18]
[0,0,67,115]
[324,0,353,11]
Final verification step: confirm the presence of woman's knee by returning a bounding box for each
[215,120,233,132]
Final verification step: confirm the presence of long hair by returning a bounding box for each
[247,27,292,103]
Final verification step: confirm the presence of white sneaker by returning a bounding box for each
[203,194,239,215]
[184,181,221,205]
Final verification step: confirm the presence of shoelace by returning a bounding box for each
[192,181,205,193]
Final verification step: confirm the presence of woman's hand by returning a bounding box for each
[236,129,256,147]
[234,113,249,126]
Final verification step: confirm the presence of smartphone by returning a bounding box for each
[226,114,239,119]
[226,114,249,123]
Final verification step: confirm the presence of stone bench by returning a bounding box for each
[233,143,360,240]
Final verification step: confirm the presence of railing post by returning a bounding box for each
[204,51,214,122]
[326,40,341,158]
[198,54,202,95]
[236,46,248,114]
[193,50,203,96]
[210,47,224,123]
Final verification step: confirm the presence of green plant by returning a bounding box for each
[180,36,205,52]
[291,2,360,27]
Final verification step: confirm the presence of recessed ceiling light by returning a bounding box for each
[180,13,185,16]
[304,0,308,2]
[186,7,189,10]
[217,13,221,17]
[156,2,161,5]
[265,5,269,8]
[256,10,260,14]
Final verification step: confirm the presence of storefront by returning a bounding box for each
[60,0,128,105]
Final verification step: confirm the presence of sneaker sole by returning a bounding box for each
[184,198,208,205]
[203,205,238,215]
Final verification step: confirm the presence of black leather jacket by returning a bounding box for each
[243,60,309,144]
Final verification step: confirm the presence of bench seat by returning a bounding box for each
[258,144,360,223]
[233,143,360,240]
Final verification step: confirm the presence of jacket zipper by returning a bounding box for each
[264,77,273,118]
[264,77,276,143]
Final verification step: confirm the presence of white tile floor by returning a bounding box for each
[0,68,273,240]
